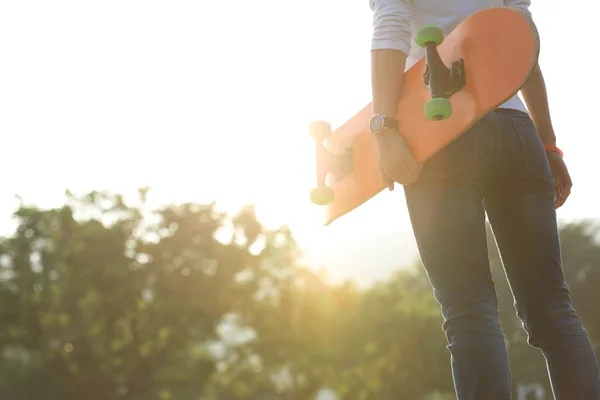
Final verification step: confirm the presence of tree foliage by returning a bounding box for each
[0,190,599,399]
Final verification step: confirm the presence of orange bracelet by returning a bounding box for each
[544,144,563,158]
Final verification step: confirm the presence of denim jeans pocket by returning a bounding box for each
[513,117,555,185]
[421,121,479,179]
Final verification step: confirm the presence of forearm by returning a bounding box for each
[520,64,557,146]
[371,49,407,118]
[369,0,411,118]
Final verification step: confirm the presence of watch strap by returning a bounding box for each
[382,116,398,130]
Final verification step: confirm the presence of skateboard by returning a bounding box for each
[309,7,540,226]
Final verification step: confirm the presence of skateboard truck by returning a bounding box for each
[416,25,466,121]
[308,121,353,206]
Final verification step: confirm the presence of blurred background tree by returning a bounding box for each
[0,189,598,399]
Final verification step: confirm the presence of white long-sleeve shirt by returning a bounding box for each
[370,0,531,113]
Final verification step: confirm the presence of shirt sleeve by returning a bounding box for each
[504,0,532,18]
[369,0,413,55]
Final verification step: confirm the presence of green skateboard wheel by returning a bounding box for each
[415,25,444,48]
[424,98,452,121]
[310,186,334,205]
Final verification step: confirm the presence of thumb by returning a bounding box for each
[380,167,394,191]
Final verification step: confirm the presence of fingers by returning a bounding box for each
[380,168,395,191]
[554,176,572,209]
[406,156,422,174]
[383,158,422,187]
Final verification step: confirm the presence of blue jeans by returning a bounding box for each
[403,108,600,399]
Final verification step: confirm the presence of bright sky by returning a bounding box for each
[1,1,598,282]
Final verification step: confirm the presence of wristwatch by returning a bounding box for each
[369,113,398,135]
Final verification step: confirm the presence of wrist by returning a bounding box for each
[373,127,397,146]
[369,114,398,135]
[544,144,563,158]
[541,136,557,146]
[374,127,395,139]
[536,127,556,146]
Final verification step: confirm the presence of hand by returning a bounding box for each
[546,150,572,208]
[375,128,422,190]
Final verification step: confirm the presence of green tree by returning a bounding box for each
[330,267,454,399]
[3,188,600,400]
[238,268,362,399]
[0,190,298,400]
[558,220,600,348]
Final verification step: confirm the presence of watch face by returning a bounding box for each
[369,115,384,132]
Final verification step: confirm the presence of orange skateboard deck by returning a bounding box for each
[309,7,540,226]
